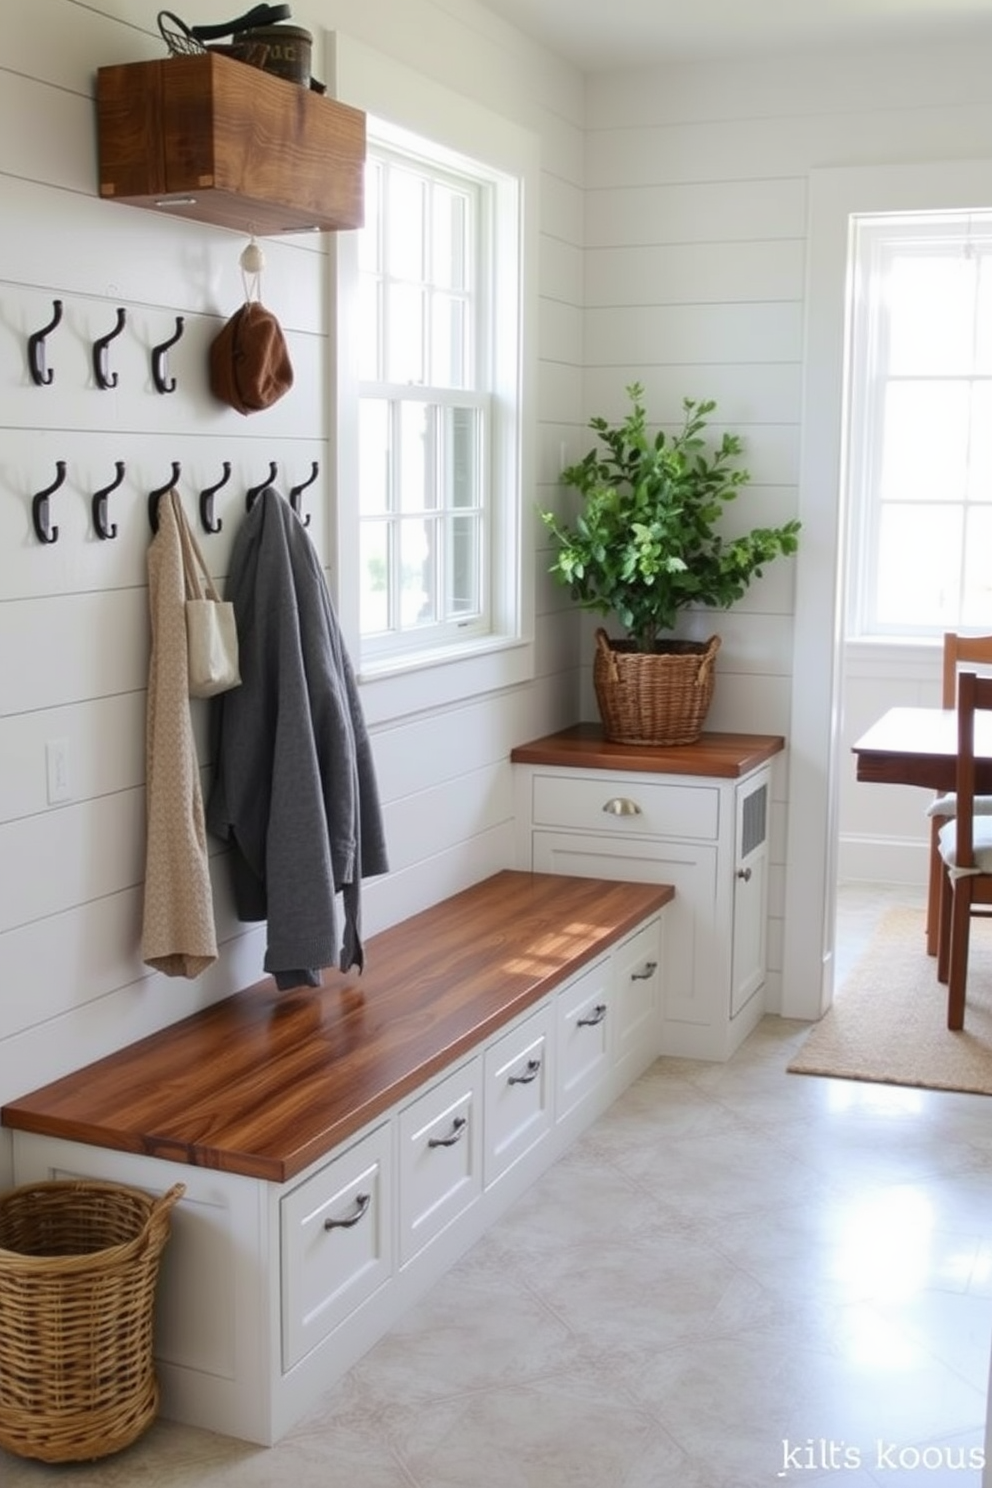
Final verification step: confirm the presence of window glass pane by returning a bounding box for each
[969,383,992,500]
[887,255,977,376]
[432,186,467,290]
[879,382,969,502]
[447,513,480,617]
[399,516,437,627]
[386,284,425,384]
[875,504,963,628]
[360,521,391,636]
[398,403,432,513]
[963,506,992,622]
[976,255,992,372]
[359,400,390,515]
[431,295,467,387]
[387,169,425,282]
[444,406,478,509]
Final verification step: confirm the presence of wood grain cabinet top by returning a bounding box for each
[96,52,365,234]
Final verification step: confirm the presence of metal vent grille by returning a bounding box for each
[741,782,767,858]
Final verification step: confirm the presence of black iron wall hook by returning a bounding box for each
[246,462,278,511]
[32,461,67,544]
[200,462,231,534]
[149,463,181,533]
[28,299,63,387]
[289,461,318,527]
[92,462,125,541]
[151,316,185,394]
[93,307,127,390]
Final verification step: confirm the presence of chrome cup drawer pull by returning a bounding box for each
[323,1192,371,1230]
[507,1057,542,1086]
[602,797,642,816]
[577,1002,608,1027]
[428,1115,468,1149]
[630,961,658,981]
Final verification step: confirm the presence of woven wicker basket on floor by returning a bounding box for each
[593,628,721,747]
[0,1178,184,1463]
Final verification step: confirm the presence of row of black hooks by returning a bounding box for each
[31,459,319,545]
[28,300,186,394]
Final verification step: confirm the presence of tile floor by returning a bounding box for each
[3,884,991,1488]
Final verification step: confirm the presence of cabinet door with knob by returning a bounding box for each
[513,740,777,1061]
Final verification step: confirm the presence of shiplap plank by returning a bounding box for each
[582,364,804,431]
[585,178,807,248]
[1,179,326,328]
[1,302,325,440]
[586,101,992,190]
[584,301,803,369]
[585,240,806,308]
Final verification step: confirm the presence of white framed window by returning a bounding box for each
[846,211,992,638]
[358,134,497,663]
[330,37,538,719]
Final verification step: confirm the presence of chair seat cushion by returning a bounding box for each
[938,816,992,872]
[927,793,992,818]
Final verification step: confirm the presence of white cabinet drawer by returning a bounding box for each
[281,1122,392,1372]
[398,1058,483,1267]
[532,773,719,841]
[613,918,662,1081]
[484,1003,554,1187]
[556,954,612,1119]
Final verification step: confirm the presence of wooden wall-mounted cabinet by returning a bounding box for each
[96,53,365,235]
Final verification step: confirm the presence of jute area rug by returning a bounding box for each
[788,905,992,1096]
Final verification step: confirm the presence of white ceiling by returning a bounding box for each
[479,0,992,72]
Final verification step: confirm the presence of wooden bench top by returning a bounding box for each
[2,871,673,1183]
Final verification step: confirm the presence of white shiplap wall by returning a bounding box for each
[0,0,584,1185]
[584,34,992,1006]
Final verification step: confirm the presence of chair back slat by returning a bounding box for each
[954,671,992,867]
[942,632,992,707]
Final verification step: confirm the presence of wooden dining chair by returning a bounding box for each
[936,670,992,1030]
[924,632,992,956]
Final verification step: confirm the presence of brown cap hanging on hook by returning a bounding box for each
[209,300,294,415]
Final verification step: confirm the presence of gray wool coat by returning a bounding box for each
[207,489,388,988]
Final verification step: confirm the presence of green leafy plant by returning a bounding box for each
[541,384,801,653]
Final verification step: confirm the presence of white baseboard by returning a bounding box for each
[838,835,928,888]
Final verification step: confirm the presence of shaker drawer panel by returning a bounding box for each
[281,1122,392,1372]
[556,955,612,1120]
[613,918,662,1080]
[532,773,718,840]
[398,1058,483,1267]
[484,1003,554,1187]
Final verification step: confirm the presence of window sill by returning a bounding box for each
[358,634,535,727]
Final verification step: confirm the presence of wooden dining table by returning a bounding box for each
[852,704,992,956]
[851,705,992,792]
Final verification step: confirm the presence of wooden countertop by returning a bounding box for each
[510,723,785,779]
[2,871,673,1185]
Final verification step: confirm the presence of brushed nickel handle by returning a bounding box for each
[428,1115,467,1148]
[737,867,752,882]
[602,797,642,816]
[577,1003,608,1027]
[630,961,658,981]
[508,1057,542,1086]
[323,1192,371,1230]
